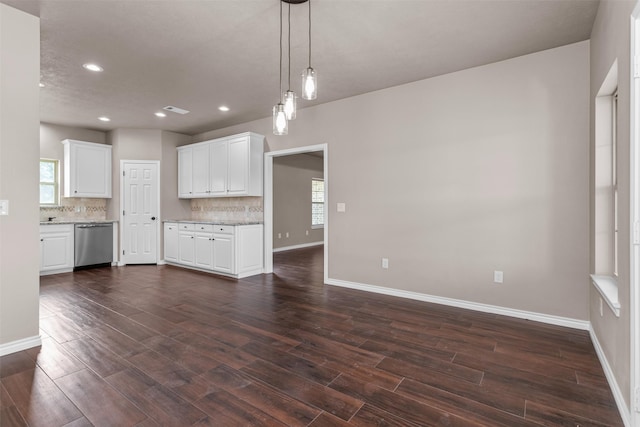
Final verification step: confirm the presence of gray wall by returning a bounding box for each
[273,153,324,250]
[0,4,40,349]
[589,0,635,411]
[195,41,590,321]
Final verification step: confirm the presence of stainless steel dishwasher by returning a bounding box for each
[74,223,113,268]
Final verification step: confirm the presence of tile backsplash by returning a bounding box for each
[40,198,107,221]
[190,197,263,222]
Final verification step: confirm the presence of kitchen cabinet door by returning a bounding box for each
[227,136,249,195]
[62,139,112,198]
[164,223,178,262]
[194,231,213,269]
[178,147,193,198]
[192,144,211,197]
[40,225,74,274]
[209,140,228,196]
[178,231,195,266]
[212,233,234,274]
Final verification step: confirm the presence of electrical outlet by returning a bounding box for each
[493,271,503,283]
[306,230,309,236]
[278,233,282,239]
[382,258,389,269]
[337,203,346,213]
[0,200,8,216]
[286,232,289,238]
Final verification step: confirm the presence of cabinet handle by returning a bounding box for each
[40,238,43,242]
[74,190,78,193]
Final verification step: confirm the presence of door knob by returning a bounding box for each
[151,217,156,220]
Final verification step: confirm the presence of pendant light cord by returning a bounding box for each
[279,0,283,99]
[288,2,291,90]
[308,0,311,67]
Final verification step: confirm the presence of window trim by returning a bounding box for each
[40,158,60,206]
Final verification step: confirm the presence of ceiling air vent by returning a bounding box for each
[163,106,190,115]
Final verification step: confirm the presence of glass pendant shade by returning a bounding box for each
[302,67,317,100]
[283,90,296,120]
[273,103,288,135]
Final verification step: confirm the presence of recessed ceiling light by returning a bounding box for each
[83,63,103,72]
[98,116,110,122]
[39,82,45,88]
[218,106,230,112]
[155,112,167,118]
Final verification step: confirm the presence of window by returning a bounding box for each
[40,159,59,205]
[312,178,324,228]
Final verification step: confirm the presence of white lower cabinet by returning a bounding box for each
[212,227,234,274]
[40,224,74,275]
[164,222,262,278]
[164,223,179,262]
[195,231,214,269]
[178,223,195,266]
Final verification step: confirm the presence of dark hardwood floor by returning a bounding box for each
[0,246,624,426]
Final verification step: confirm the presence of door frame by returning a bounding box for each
[630,3,640,423]
[119,160,161,266]
[264,144,328,283]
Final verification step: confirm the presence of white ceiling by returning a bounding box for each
[2,0,599,136]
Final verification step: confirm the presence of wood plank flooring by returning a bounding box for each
[0,246,624,426]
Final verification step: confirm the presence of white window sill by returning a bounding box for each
[590,274,621,317]
[311,225,324,230]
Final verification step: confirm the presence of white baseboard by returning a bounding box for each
[589,326,631,427]
[273,241,324,253]
[157,260,166,265]
[325,278,590,331]
[0,335,42,357]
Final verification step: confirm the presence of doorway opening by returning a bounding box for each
[264,144,328,283]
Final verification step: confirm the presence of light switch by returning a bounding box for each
[0,200,8,216]
[337,202,346,213]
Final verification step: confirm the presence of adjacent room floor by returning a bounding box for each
[0,246,624,426]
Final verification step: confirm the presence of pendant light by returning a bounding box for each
[273,0,288,135]
[302,0,317,100]
[283,2,296,120]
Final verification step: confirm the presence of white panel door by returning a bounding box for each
[40,232,73,271]
[123,162,159,264]
[227,136,248,194]
[194,232,213,269]
[178,148,193,198]
[210,140,228,195]
[212,234,234,273]
[192,144,210,197]
[73,143,111,197]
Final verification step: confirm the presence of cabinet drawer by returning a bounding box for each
[179,223,195,231]
[195,223,214,232]
[213,225,234,234]
[165,222,178,230]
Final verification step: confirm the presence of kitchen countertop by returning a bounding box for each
[40,219,118,225]
[164,219,263,226]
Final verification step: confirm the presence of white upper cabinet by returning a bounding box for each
[177,132,264,198]
[62,139,112,198]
